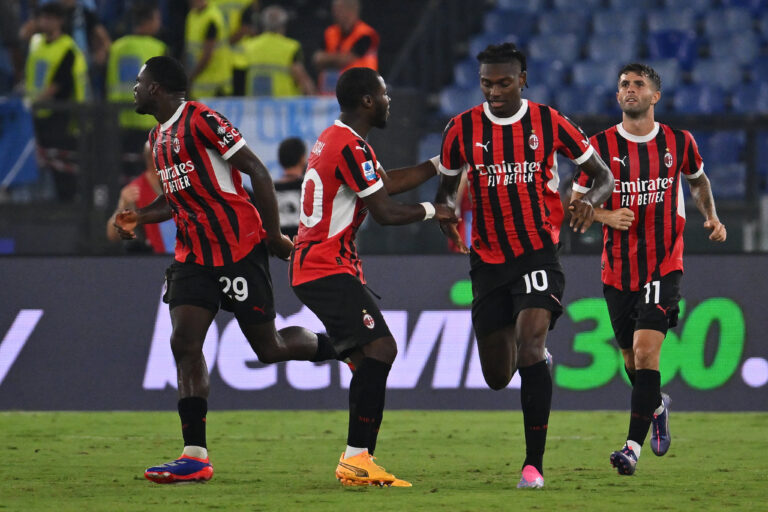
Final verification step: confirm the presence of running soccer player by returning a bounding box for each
[571,63,726,476]
[290,67,458,488]
[114,56,339,483]
[434,43,614,489]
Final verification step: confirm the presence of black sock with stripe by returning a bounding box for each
[178,397,207,450]
[519,360,552,474]
[627,369,660,447]
[346,357,391,452]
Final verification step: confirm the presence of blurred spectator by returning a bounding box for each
[25,2,89,202]
[237,5,315,97]
[273,137,307,239]
[185,0,232,98]
[107,2,167,177]
[224,0,258,81]
[106,141,172,253]
[0,0,24,92]
[312,0,379,94]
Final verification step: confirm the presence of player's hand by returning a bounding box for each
[434,204,459,224]
[267,233,293,260]
[114,210,138,239]
[440,220,469,254]
[704,218,727,242]
[605,208,634,231]
[568,198,595,233]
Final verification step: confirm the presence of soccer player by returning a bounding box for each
[114,56,339,483]
[434,43,614,489]
[571,63,726,476]
[290,67,458,487]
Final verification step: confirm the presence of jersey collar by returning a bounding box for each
[160,101,187,132]
[617,121,659,143]
[483,99,528,125]
[334,119,365,140]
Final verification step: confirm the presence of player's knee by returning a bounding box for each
[170,332,203,363]
[484,371,512,391]
[363,336,397,364]
[253,345,281,364]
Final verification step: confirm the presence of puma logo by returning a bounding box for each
[656,304,669,315]
[613,156,628,166]
[355,145,367,152]
[475,141,491,151]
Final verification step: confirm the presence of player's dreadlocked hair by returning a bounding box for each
[336,67,382,112]
[476,42,527,73]
[143,56,188,93]
[618,63,662,91]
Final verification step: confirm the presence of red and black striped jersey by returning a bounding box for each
[149,101,266,267]
[573,122,704,291]
[440,100,594,264]
[290,120,383,286]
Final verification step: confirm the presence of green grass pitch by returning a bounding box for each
[2,410,766,511]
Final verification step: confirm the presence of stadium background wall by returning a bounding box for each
[0,255,765,411]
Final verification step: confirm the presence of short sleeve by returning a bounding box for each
[338,140,383,198]
[194,109,246,160]
[553,110,594,165]
[439,118,465,176]
[682,130,704,180]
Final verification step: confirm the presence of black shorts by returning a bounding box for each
[603,270,682,350]
[292,273,391,359]
[162,242,275,325]
[470,246,565,338]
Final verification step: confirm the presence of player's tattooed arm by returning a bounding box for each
[688,173,727,242]
[569,153,613,233]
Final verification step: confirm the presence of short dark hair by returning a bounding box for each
[476,42,527,73]
[38,2,66,18]
[132,2,159,27]
[336,67,382,112]
[618,63,662,91]
[278,137,306,168]
[144,56,187,93]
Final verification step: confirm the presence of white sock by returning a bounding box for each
[653,402,665,415]
[344,446,368,458]
[626,440,641,458]
[182,445,208,459]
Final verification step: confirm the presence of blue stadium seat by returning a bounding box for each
[645,59,682,92]
[469,33,518,60]
[496,0,546,13]
[691,60,743,92]
[587,34,638,63]
[553,87,611,115]
[646,30,698,70]
[749,56,768,84]
[710,33,760,66]
[525,58,568,90]
[418,132,443,164]
[453,58,478,88]
[708,164,746,199]
[527,34,581,62]
[553,0,603,9]
[538,11,589,36]
[483,10,538,44]
[760,13,768,38]
[647,9,697,32]
[592,10,643,36]
[672,85,727,114]
[721,0,766,12]
[439,86,485,116]
[703,8,752,37]
[705,131,745,165]
[664,0,711,11]
[572,60,621,90]
[730,83,768,113]
[608,0,645,8]
[525,84,552,105]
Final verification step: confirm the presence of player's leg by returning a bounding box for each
[240,320,336,363]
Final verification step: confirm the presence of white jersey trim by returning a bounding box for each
[482,99,528,125]
[617,122,660,143]
[222,138,246,161]
[356,179,383,198]
[572,183,591,194]
[572,145,595,166]
[206,148,236,194]
[685,164,705,180]
[439,163,463,176]
[334,119,365,140]
[160,102,187,132]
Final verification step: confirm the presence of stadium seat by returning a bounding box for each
[721,0,766,12]
[706,131,746,165]
[664,0,711,11]
[538,11,589,36]
[646,30,698,70]
[760,13,768,38]
[527,34,581,62]
[483,10,538,44]
[703,8,752,37]
[525,84,552,105]
[418,132,443,164]
[496,0,546,13]
[469,33,517,60]
[453,58,478,88]
[592,10,643,36]
[691,60,743,92]
[439,86,485,116]
[645,59,682,92]
[587,34,638,63]
[728,83,767,113]
[647,9,697,32]
[525,58,567,90]
[572,60,622,90]
[710,33,760,66]
[748,56,768,85]
[672,85,727,114]
[553,86,611,115]
[607,0,643,9]
[707,163,746,199]
[553,0,603,9]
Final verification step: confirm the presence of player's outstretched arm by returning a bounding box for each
[434,172,469,253]
[688,173,727,242]
[377,157,440,196]
[362,186,457,227]
[571,190,634,231]
[114,194,172,239]
[230,145,293,259]
[568,153,613,233]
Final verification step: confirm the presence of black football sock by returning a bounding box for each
[627,369,661,447]
[310,333,337,362]
[368,398,386,456]
[519,360,552,475]
[346,357,391,452]
[178,397,208,450]
[624,365,637,386]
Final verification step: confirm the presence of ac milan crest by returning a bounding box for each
[362,309,375,329]
[664,150,673,168]
[172,137,181,154]
[528,133,539,150]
